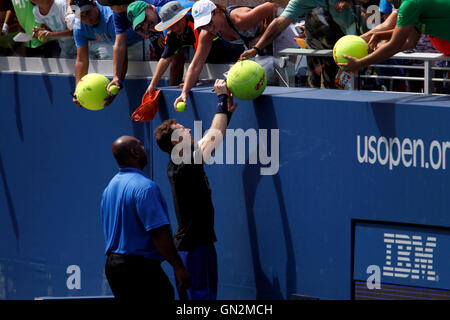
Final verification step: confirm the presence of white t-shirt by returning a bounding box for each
[33,0,76,58]
[33,0,70,32]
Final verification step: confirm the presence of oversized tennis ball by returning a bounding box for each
[109,85,119,95]
[176,101,186,112]
[333,35,369,68]
[75,73,110,111]
[226,60,267,100]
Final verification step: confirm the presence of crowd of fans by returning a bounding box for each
[0,0,448,95]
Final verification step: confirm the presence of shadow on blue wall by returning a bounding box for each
[371,102,397,139]
[0,152,20,242]
[242,96,296,299]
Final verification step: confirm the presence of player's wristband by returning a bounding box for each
[216,94,228,114]
[216,94,233,124]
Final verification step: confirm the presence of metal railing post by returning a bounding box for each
[424,60,432,94]
[275,49,450,94]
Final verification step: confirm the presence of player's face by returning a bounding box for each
[171,123,193,145]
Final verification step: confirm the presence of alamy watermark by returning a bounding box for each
[365,5,382,30]
[66,265,81,290]
[170,121,280,176]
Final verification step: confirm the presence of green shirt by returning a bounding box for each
[397,0,450,41]
[280,0,364,35]
[11,0,44,48]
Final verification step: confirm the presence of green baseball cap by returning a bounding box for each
[127,1,149,31]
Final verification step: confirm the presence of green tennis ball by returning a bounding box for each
[38,35,45,42]
[110,85,119,95]
[333,35,369,68]
[75,73,110,111]
[226,60,267,100]
[176,101,186,112]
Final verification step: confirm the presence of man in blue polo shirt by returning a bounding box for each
[101,135,191,300]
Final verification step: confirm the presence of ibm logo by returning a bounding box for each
[382,233,438,281]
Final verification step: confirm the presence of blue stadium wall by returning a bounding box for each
[1,71,450,300]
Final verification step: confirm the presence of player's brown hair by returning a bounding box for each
[154,118,177,154]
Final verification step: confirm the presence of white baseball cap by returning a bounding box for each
[192,0,216,30]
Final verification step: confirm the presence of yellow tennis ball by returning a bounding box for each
[333,35,369,68]
[109,85,119,95]
[176,102,186,112]
[226,60,267,100]
[75,73,110,111]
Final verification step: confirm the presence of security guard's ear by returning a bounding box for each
[129,146,140,159]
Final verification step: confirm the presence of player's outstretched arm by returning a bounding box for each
[199,79,237,162]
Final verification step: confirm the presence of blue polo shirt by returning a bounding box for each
[100,167,170,261]
[74,3,142,47]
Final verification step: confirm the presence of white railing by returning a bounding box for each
[277,48,450,94]
[2,52,449,95]
[0,56,232,81]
